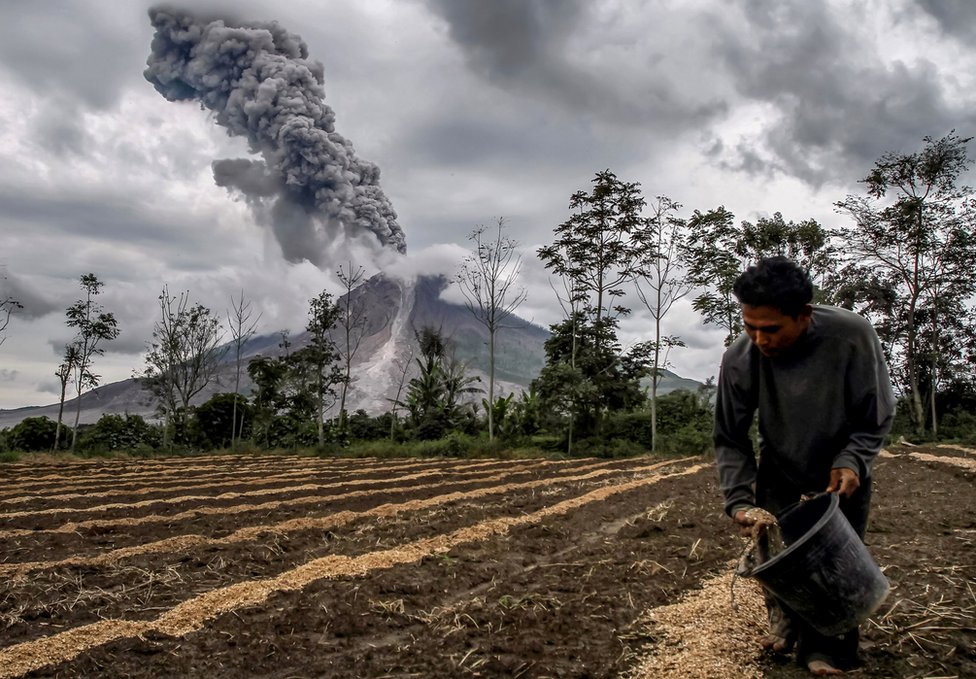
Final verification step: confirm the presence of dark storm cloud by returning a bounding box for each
[144,5,406,264]
[916,0,976,40]
[0,186,231,273]
[0,272,59,320]
[709,1,976,186]
[0,1,146,110]
[424,0,728,131]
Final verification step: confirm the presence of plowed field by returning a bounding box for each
[0,446,973,678]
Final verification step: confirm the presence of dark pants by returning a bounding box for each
[756,462,873,670]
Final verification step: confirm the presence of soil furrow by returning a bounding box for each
[0,462,705,678]
[0,458,692,577]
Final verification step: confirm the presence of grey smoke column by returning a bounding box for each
[144,6,406,263]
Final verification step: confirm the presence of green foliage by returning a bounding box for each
[139,286,226,445]
[834,132,976,434]
[346,409,394,441]
[64,273,121,451]
[8,417,60,452]
[682,207,836,345]
[296,290,344,446]
[533,315,647,441]
[579,388,714,458]
[399,327,482,441]
[191,393,253,449]
[537,169,649,322]
[77,413,159,454]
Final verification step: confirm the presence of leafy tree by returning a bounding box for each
[633,195,691,453]
[532,314,648,446]
[400,327,481,440]
[346,409,394,441]
[457,217,527,442]
[537,169,648,323]
[65,274,120,451]
[292,291,344,446]
[226,290,260,448]
[139,287,226,446]
[537,170,651,453]
[682,208,835,345]
[247,351,290,448]
[192,392,253,449]
[835,131,976,434]
[9,417,59,452]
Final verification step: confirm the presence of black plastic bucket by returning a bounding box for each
[750,493,889,636]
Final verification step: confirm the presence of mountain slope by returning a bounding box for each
[0,274,702,429]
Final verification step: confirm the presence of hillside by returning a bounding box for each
[0,274,702,428]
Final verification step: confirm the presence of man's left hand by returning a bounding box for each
[826,467,859,498]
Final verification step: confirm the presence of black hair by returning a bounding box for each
[732,256,813,318]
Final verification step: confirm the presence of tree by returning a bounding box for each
[65,274,120,451]
[400,327,481,440]
[633,196,691,453]
[682,208,836,345]
[77,414,158,454]
[52,344,80,451]
[140,287,226,446]
[192,392,253,449]
[9,417,59,452]
[537,170,651,453]
[226,290,260,448]
[835,132,976,434]
[292,291,343,446]
[456,218,527,442]
[537,169,648,324]
[532,314,648,447]
[335,263,371,434]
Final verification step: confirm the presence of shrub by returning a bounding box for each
[77,414,160,454]
[8,417,59,452]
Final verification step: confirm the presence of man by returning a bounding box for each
[714,256,895,676]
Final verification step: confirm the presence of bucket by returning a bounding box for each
[749,493,889,636]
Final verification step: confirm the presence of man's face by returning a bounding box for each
[740,304,812,357]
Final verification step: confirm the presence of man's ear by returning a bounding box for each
[800,304,813,321]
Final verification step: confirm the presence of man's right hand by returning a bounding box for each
[734,507,777,538]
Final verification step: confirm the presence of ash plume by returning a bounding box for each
[144,6,406,264]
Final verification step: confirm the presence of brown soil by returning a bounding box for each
[0,445,972,678]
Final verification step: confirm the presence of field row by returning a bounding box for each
[1,447,971,678]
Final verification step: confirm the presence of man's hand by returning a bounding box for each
[733,506,777,538]
[826,467,860,498]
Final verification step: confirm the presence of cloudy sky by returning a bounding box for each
[1,0,975,410]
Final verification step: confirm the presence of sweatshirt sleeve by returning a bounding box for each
[833,326,896,478]
[714,348,759,516]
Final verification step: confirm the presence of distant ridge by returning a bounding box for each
[0,274,703,428]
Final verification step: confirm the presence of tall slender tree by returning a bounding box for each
[65,274,120,451]
[226,290,260,448]
[537,170,649,453]
[52,344,80,451]
[538,169,648,323]
[292,291,343,446]
[335,263,370,434]
[457,218,527,442]
[633,196,691,453]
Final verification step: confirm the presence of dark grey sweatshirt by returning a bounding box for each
[714,305,896,516]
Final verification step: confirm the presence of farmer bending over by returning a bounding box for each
[714,256,895,676]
